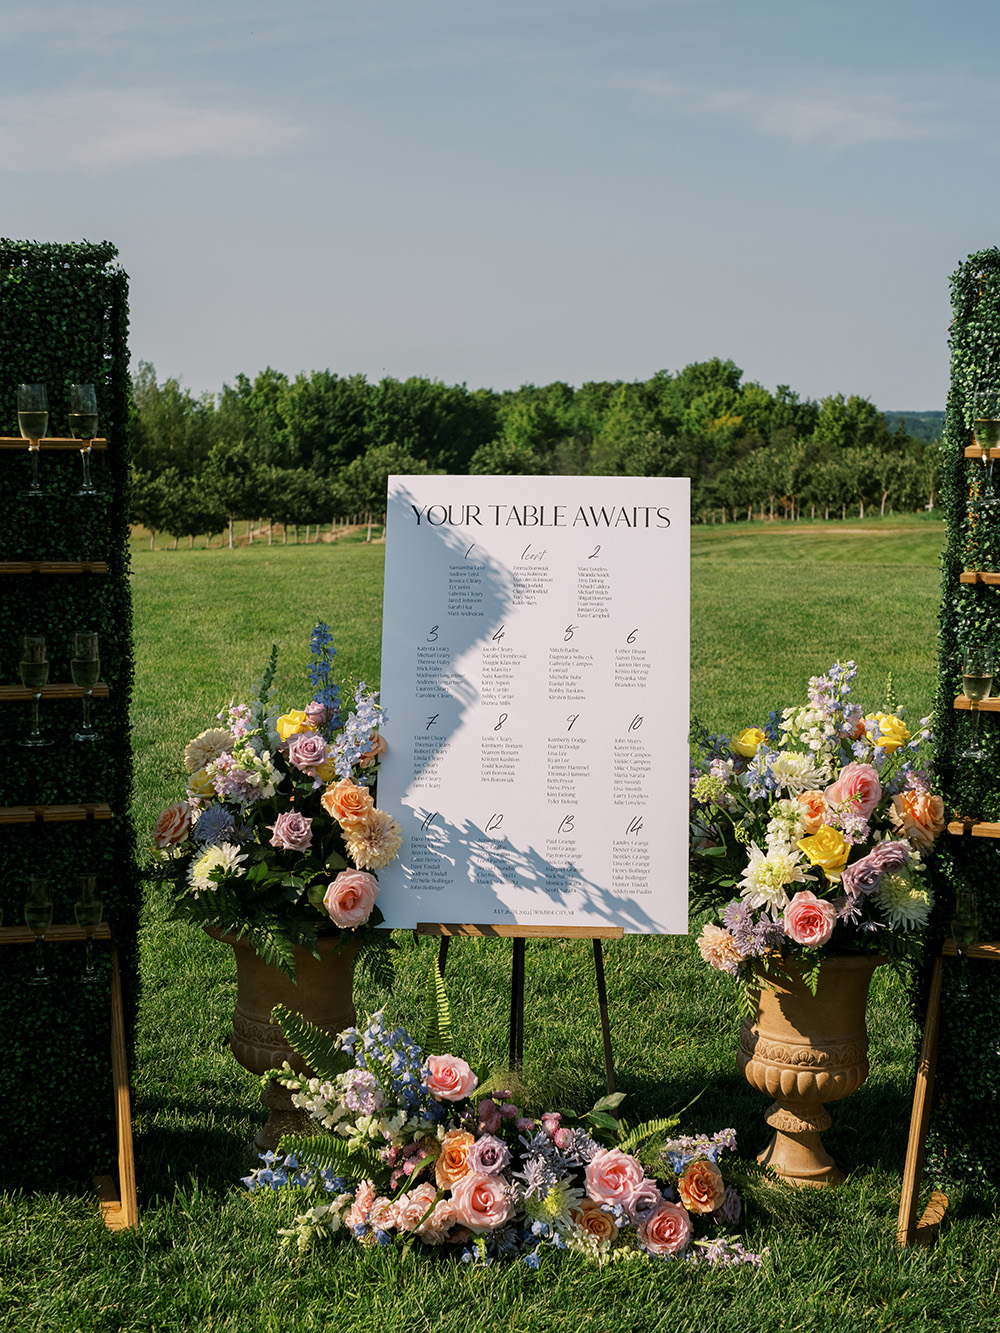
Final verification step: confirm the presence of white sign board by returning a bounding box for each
[376,474,689,933]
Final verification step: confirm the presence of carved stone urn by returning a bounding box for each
[206,928,359,1153]
[738,954,886,1187]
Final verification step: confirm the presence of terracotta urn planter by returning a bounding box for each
[206,928,359,1153]
[738,954,886,1187]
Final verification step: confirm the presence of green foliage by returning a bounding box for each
[0,238,137,1190]
[424,958,454,1057]
[271,1004,353,1082]
[277,1131,385,1182]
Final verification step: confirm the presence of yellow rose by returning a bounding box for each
[863,713,910,754]
[313,756,337,783]
[732,727,766,758]
[187,768,217,799]
[276,710,316,741]
[797,826,851,880]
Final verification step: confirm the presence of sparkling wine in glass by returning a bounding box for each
[18,634,53,748]
[962,646,994,761]
[24,878,54,986]
[950,888,980,997]
[74,874,103,983]
[70,631,100,742]
[18,383,48,499]
[68,384,100,497]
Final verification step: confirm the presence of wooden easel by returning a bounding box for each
[0,923,137,1230]
[416,923,624,1094]
[896,937,999,1246]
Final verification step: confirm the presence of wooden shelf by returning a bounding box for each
[0,437,106,451]
[959,571,1000,585]
[0,683,109,702]
[0,561,108,575]
[964,445,1000,459]
[947,818,1000,838]
[0,922,112,944]
[941,937,1000,960]
[953,693,1000,711]
[0,803,112,825]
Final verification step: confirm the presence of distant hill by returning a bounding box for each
[882,410,945,443]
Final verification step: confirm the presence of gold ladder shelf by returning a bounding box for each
[897,939,1000,1246]
[0,922,137,1229]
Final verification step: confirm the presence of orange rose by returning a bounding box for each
[359,732,388,768]
[796,789,829,834]
[890,790,946,850]
[570,1198,618,1243]
[677,1158,725,1214]
[320,778,375,826]
[435,1129,475,1189]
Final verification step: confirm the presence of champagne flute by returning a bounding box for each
[74,874,103,983]
[973,392,1000,510]
[24,878,54,987]
[18,634,53,748]
[961,647,994,761]
[70,630,100,742]
[950,888,980,998]
[68,384,100,497]
[17,383,48,499]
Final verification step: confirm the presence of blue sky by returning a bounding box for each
[1,0,994,408]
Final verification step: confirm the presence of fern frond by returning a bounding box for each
[271,1005,353,1079]
[354,931,396,992]
[277,1132,385,1183]
[425,958,453,1056]
[618,1115,681,1155]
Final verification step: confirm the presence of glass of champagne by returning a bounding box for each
[68,384,100,497]
[950,888,980,998]
[18,634,53,748]
[973,391,1000,510]
[962,646,994,761]
[74,874,103,983]
[17,383,48,499]
[70,631,100,742]
[24,878,54,987]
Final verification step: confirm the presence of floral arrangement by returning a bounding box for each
[242,978,764,1269]
[689,662,945,1010]
[151,623,400,977]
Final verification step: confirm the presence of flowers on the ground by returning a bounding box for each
[151,625,400,975]
[690,663,941,1006]
[242,996,765,1270]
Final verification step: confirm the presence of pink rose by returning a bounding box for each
[323,869,379,927]
[584,1149,646,1205]
[285,731,329,776]
[825,762,882,818]
[153,800,192,848]
[890,790,946,850]
[449,1172,513,1232]
[841,841,910,898]
[424,1054,478,1102]
[782,889,837,948]
[267,809,313,852]
[639,1201,693,1256]
[305,700,328,729]
[624,1177,665,1224]
[391,1182,439,1232]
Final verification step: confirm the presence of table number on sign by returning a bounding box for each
[376,474,690,935]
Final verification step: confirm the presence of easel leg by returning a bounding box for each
[437,934,450,978]
[593,939,616,1095]
[897,953,945,1245]
[509,937,526,1071]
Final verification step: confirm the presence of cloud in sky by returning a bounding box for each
[0,91,299,172]
[617,71,948,149]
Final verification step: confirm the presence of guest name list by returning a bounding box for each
[376,475,689,933]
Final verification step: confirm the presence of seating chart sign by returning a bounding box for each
[376,474,689,934]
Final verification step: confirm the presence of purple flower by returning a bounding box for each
[841,841,910,899]
[713,1185,742,1226]
[268,810,313,852]
[466,1134,511,1176]
[285,731,330,776]
[625,1177,665,1224]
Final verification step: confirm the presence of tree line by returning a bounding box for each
[128,358,941,546]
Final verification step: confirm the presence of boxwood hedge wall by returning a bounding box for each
[922,248,1000,1185]
[0,239,136,1190]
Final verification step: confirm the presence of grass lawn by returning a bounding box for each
[6,514,998,1333]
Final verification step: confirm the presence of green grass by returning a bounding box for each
[4,515,998,1333]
